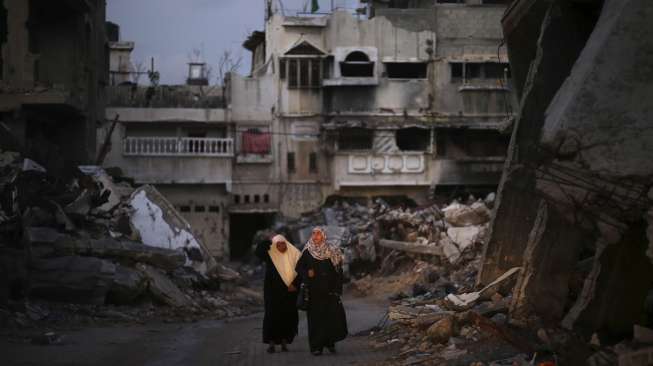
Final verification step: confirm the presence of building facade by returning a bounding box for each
[226,0,517,255]
[100,0,516,260]
[0,0,108,174]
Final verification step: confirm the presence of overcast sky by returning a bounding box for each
[107,0,360,85]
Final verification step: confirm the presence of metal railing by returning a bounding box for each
[123,137,234,157]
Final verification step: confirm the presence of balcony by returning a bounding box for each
[123,137,234,157]
[113,137,234,185]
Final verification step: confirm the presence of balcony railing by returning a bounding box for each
[123,137,234,157]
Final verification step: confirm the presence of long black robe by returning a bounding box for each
[296,250,348,351]
[255,240,299,344]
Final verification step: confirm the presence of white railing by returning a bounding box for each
[123,137,234,157]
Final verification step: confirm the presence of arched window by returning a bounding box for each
[341,51,374,77]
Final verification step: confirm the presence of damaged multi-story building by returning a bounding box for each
[227,0,516,256]
[0,0,108,175]
[99,0,516,260]
[477,0,653,352]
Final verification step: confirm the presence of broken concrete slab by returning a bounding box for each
[440,234,461,264]
[379,239,443,256]
[107,264,147,305]
[57,237,186,272]
[443,202,491,227]
[137,264,192,308]
[447,225,487,252]
[128,185,216,274]
[29,256,116,305]
[78,165,131,213]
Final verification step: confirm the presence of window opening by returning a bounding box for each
[386,63,427,79]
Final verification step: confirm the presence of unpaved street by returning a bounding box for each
[2,294,390,366]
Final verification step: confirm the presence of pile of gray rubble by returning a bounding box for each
[0,149,260,329]
[262,194,495,277]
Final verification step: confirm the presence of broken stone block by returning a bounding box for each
[107,265,147,305]
[129,185,216,275]
[427,316,458,344]
[137,264,192,308]
[439,234,461,264]
[447,225,487,252]
[30,256,116,305]
[443,202,491,227]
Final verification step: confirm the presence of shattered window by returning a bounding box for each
[209,206,220,213]
[437,130,509,158]
[338,128,373,151]
[234,195,241,204]
[484,62,511,79]
[385,63,428,79]
[244,195,250,204]
[340,51,374,77]
[179,205,191,213]
[263,194,270,203]
[194,206,206,213]
[451,62,511,83]
[254,195,260,203]
[465,63,482,79]
[396,127,430,151]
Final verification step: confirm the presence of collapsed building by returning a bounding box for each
[0,0,107,176]
[99,0,517,261]
[477,0,653,346]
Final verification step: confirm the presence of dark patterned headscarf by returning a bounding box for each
[304,227,343,267]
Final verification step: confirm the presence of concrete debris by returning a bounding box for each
[129,185,216,275]
[446,267,521,308]
[107,264,147,304]
[22,159,47,173]
[0,151,255,323]
[30,256,117,305]
[259,195,492,277]
[426,315,458,344]
[137,264,192,308]
[443,201,492,227]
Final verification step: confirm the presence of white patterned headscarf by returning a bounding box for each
[304,227,343,267]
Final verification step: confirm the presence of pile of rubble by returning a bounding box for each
[262,194,495,278]
[0,150,260,330]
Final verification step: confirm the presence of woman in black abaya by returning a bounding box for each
[296,227,348,356]
[255,234,301,353]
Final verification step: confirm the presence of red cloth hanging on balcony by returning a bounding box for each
[241,131,271,154]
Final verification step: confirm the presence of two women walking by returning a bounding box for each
[255,227,348,356]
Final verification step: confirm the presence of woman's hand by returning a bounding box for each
[288,284,297,292]
[308,269,315,278]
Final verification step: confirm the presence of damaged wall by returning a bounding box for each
[480,0,653,340]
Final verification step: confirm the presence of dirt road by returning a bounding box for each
[2,294,390,366]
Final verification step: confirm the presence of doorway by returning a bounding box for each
[229,213,276,260]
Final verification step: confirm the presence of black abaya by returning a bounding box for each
[255,240,299,344]
[296,250,348,351]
